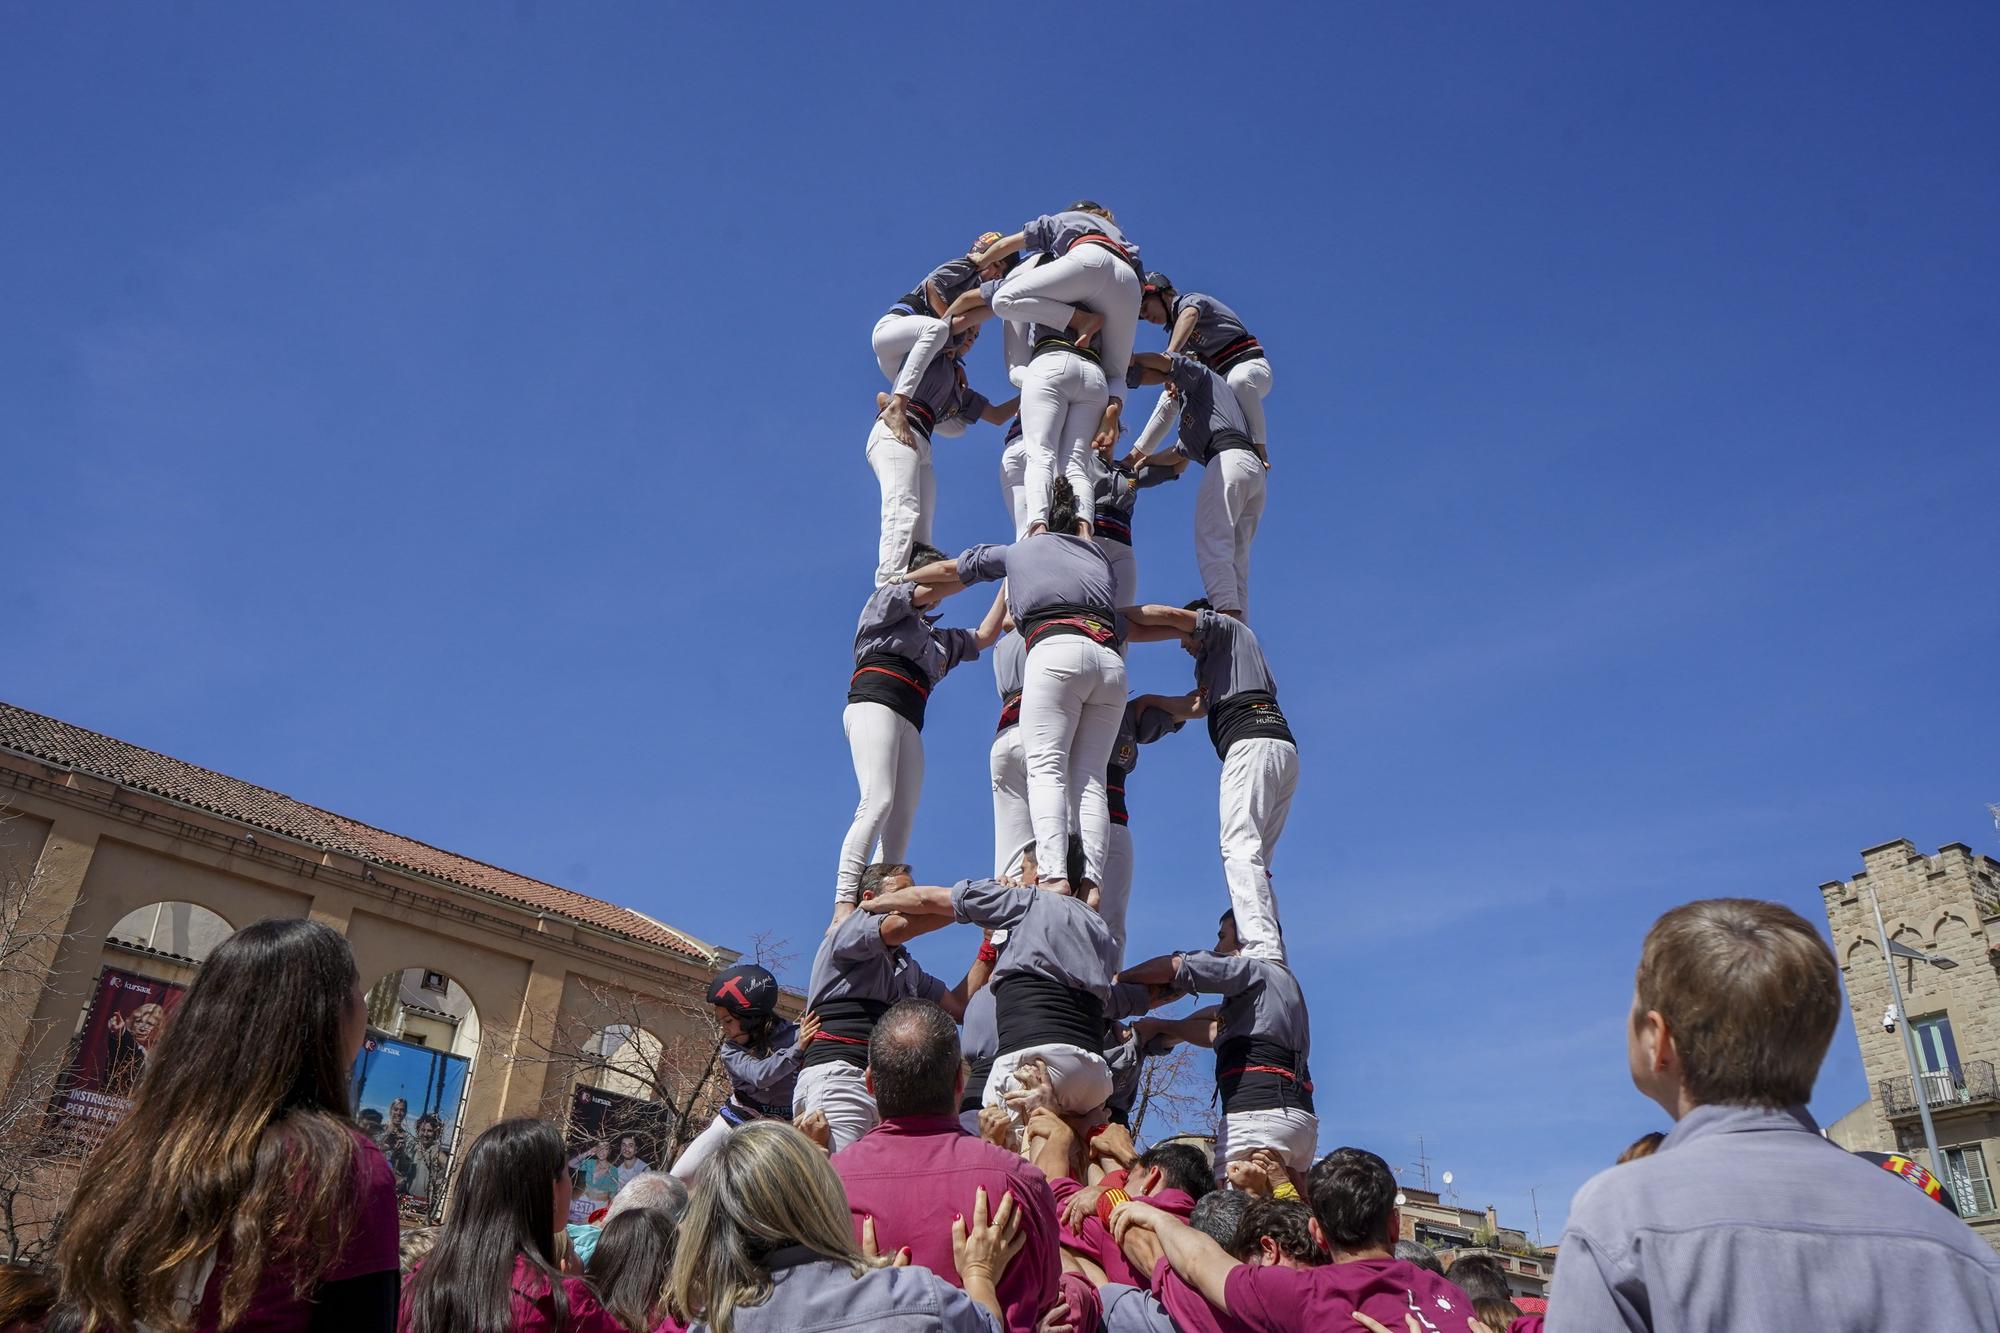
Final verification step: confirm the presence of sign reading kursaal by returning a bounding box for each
[350,1031,472,1222]
[52,966,188,1144]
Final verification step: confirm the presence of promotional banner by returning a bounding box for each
[350,1031,471,1221]
[565,1084,670,1222]
[52,966,189,1144]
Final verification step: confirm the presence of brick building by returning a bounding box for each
[1820,840,2000,1250]
[1396,1186,1554,1301]
[0,699,745,1247]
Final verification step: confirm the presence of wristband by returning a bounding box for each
[977,939,999,963]
[1271,1179,1300,1201]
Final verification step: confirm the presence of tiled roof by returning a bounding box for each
[0,700,711,963]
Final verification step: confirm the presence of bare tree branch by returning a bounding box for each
[1128,1042,1216,1146]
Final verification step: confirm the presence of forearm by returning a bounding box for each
[865,885,957,917]
[901,558,964,587]
[1154,1219,1240,1311]
[982,395,1021,424]
[963,1272,1007,1327]
[947,954,995,1019]
[1118,954,1179,986]
[974,585,1009,649]
[973,232,1026,267]
[1164,310,1199,356]
[925,279,948,319]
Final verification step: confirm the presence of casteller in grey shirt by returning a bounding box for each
[1549,1103,2000,1331]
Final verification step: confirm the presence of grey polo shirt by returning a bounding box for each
[690,1247,1000,1332]
[1549,1103,2000,1331]
[949,879,1118,1005]
[854,583,981,683]
[806,913,948,1011]
[1192,608,1277,705]
[957,534,1118,629]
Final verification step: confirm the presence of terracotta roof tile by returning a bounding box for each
[0,700,711,962]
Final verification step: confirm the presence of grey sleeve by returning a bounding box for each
[1174,950,1260,998]
[1194,608,1234,652]
[951,878,1034,930]
[1105,981,1154,1021]
[944,389,991,431]
[1126,362,1146,390]
[1132,704,1183,746]
[1131,461,1180,490]
[719,1038,801,1092]
[934,1275,1006,1333]
[1168,353,1207,397]
[1022,215,1057,254]
[937,627,982,673]
[956,544,1010,585]
[1544,1226,1649,1332]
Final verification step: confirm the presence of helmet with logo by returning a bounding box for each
[1142,271,1177,309]
[705,963,779,1020]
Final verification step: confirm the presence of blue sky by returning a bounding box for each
[6,3,1997,1239]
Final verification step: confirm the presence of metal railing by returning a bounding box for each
[1880,1060,1999,1116]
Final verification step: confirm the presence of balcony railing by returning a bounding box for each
[1880,1060,2000,1117]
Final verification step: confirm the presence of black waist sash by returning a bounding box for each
[1108,762,1130,826]
[1204,335,1267,375]
[904,399,938,440]
[962,1052,997,1114]
[1021,603,1116,649]
[1215,1035,1315,1114]
[802,996,890,1069]
[1193,428,1258,467]
[1094,506,1134,545]
[994,973,1105,1057]
[1206,689,1295,759]
[727,1092,794,1121]
[1032,334,1101,366]
[848,652,931,731]
[996,690,1023,733]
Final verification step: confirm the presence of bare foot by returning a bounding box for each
[880,395,916,447]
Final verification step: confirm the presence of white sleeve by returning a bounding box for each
[1132,389,1179,457]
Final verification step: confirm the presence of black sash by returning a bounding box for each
[1094,506,1134,545]
[1108,762,1130,826]
[996,690,1022,734]
[1021,603,1116,649]
[994,973,1105,1057]
[1215,1035,1315,1114]
[1205,335,1267,375]
[962,1053,997,1114]
[848,652,931,731]
[1032,334,1101,366]
[801,996,890,1069]
[1192,428,1258,467]
[1206,690,1295,759]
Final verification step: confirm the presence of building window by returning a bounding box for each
[421,970,448,994]
[1944,1145,1996,1218]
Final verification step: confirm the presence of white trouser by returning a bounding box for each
[835,702,923,905]
[867,420,934,586]
[1219,737,1298,964]
[1020,637,1126,883]
[1000,436,1030,537]
[667,1113,733,1183]
[872,310,950,400]
[1194,450,1266,618]
[985,1043,1115,1118]
[1018,350,1107,531]
[1217,1106,1318,1173]
[990,726,1032,880]
[792,1063,878,1152]
[1097,822,1133,967]
[1096,538,1137,608]
[1225,358,1274,446]
[991,244,1141,398]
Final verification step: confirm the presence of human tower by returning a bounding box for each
[669,202,1314,1190]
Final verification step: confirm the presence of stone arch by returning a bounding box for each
[1931,912,1971,947]
[1846,936,1882,966]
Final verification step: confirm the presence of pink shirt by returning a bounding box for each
[506,1257,624,1333]
[834,1113,1060,1333]
[1152,1256,1251,1333]
[194,1130,399,1332]
[1222,1257,1473,1332]
[1050,1177,1197,1290]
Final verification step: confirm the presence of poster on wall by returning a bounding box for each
[52,966,190,1145]
[350,1031,472,1221]
[565,1084,671,1222]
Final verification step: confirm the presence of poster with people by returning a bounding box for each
[565,1084,670,1223]
[350,1031,471,1221]
[52,967,189,1145]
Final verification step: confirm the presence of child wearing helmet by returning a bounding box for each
[1138,273,1274,456]
[873,233,1016,446]
[666,964,816,1183]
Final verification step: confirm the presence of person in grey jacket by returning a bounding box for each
[669,1119,1024,1333]
[1549,897,2000,1331]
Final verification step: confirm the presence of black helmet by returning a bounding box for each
[706,963,779,1019]
[1142,271,1176,305]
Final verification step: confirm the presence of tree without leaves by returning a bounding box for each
[1128,1041,1216,1146]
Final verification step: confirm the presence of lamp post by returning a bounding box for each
[1868,883,1958,1187]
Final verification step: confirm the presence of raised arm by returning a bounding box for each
[1126,351,1173,386]
[969,231,1027,269]
[1120,604,1199,642]
[974,585,1008,651]
[899,557,969,593]
[941,946,995,1022]
[862,884,957,919]
[1112,1206,1241,1314]
[1118,953,1181,987]
[1124,387,1179,468]
[980,394,1022,425]
[1131,691,1204,722]
[1163,304,1201,356]
[945,285,995,335]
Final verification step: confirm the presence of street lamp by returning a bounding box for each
[1868,884,1957,1188]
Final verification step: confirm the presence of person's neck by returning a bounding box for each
[1332,1243,1393,1264]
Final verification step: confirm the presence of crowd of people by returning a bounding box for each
[6,205,2000,1331]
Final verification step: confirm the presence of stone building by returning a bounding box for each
[1395,1186,1554,1300]
[0,699,747,1239]
[1820,840,2000,1249]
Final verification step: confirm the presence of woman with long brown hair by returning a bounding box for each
[55,917,400,1332]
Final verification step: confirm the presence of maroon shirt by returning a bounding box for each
[1153,1255,1252,1333]
[833,1113,1060,1333]
[1049,1177,1197,1290]
[504,1258,623,1333]
[193,1130,399,1332]
[1222,1256,1473,1332]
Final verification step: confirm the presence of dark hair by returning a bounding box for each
[1068,199,1112,218]
[1232,1198,1327,1265]
[1394,1238,1445,1275]
[1140,1143,1214,1202]
[868,999,961,1119]
[1184,598,1213,613]
[1046,477,1083,535]
[1635,898,1839,1107]
[1188,1189,1252,1253]
[859,862,912,897]
[906,542,947,573]
[402,1118,570,1333]
[1305,1147,1398,1251]
[56,918,361,1332]
[0,1268,58,1331]
[1475,1297,1524,1327]
[1446,1254,1513,1303]
[588,1206,681,1333]
[1617,1130,1666,1164]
